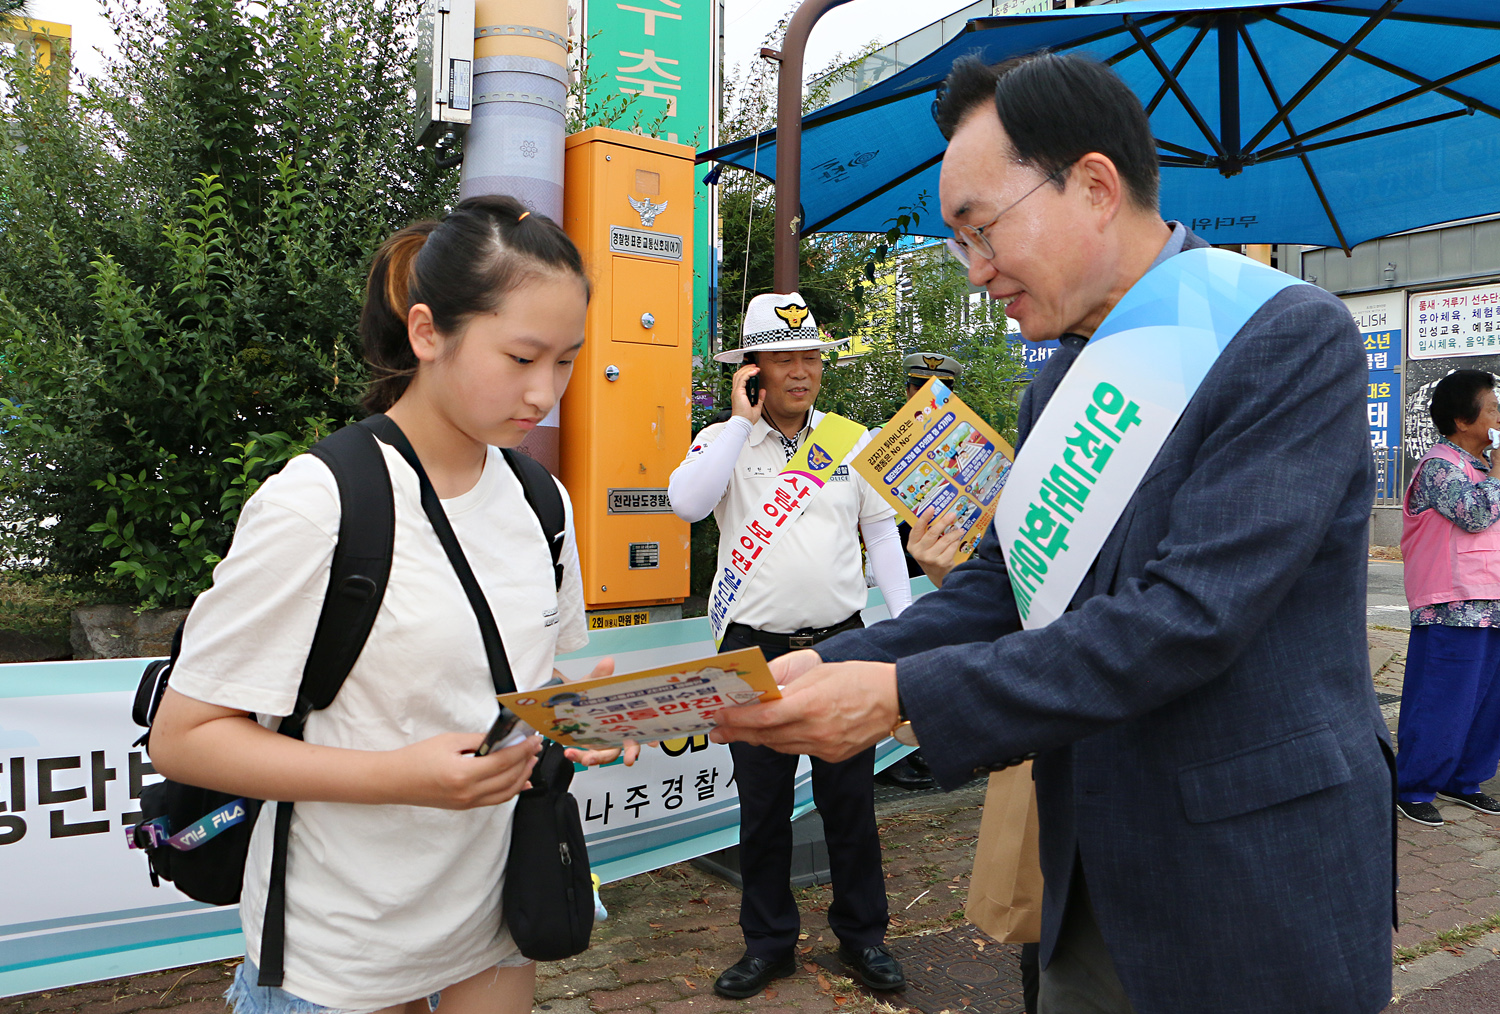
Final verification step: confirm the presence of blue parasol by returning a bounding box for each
[700,0,1500,252]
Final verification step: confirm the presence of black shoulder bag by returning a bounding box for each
[363,415,594,962]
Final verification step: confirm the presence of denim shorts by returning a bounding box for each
[226,960,442,1014]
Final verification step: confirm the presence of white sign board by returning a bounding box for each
[1,593,915,998]
[1408,283,1500,359]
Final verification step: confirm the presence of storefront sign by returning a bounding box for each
[1409,283,1500,359]
[1342,292,1405,450]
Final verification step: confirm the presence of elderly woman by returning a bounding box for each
[1398,368,1500,826]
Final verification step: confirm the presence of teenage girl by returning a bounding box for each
[149,195,634,1014]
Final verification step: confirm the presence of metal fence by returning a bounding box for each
[1373,445,1404,506]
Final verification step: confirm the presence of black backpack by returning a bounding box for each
[130,415,567,984]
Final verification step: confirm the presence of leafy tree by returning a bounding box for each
[0,0,456,605]
[709,27,1025,437]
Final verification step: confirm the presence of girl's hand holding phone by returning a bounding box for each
[390,732,542,810]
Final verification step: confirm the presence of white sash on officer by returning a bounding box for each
[707,413,866,647]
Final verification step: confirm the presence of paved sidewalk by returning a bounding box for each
[1370,625,1500,1007]
[2,786,989,1014]
[7,628,1500,1013]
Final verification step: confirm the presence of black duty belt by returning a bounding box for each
[725,613,864,650]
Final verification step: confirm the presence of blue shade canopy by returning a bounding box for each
[700,0,1500,250]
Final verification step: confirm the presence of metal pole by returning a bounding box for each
[773,0,856,294]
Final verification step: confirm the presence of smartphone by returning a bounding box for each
[744,372,760,407]
[475,706,525,757]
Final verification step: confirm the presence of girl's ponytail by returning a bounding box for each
[361,222,438,413]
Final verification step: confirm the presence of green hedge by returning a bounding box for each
[0,0,455,606]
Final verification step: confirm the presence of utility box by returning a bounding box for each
[561,127,694,614]
[413,0,475,146]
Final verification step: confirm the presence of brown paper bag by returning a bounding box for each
[964,761,1043,943]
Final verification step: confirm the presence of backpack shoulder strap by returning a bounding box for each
[259,421,395,989]
[502,448,566,592]
[294,422,395,725]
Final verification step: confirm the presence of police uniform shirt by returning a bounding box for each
[683,410,895,633]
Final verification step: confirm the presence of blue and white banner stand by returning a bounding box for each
[0,583,926,996]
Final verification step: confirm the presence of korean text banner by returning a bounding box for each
[0,599,917,998]
[853,379,1016,564]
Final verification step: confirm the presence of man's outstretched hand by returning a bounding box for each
[710,659,900,762]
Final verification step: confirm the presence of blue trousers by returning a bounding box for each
[1396,624,1500,803]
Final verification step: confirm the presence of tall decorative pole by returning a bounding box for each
[772,0,855,293]
[461,0,570,469]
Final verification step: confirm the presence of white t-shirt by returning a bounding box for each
[683,410,895,632]
[169,441,588,1011]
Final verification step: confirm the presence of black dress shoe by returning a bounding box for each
[838,943,906,991]
[713,953,796,998]
[875,756,937,791]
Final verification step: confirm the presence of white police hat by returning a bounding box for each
[714,292,846,364]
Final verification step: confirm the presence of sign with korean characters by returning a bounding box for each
[585,0,714,355]
[1,618,919,997]
[854,379,1016,564]
[1409,283,1500,360]
[1342,292,1404,449]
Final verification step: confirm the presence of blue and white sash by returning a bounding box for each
[994,248,1306,629]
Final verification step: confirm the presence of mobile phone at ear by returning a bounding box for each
[744,373,760,406]
[475,706,526,757]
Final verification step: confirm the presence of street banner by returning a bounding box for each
[705,412,866,646]
[995,248,1304,628]
[0,594,916,998]
[1342,292,1404,451]
[853,379,1016,564]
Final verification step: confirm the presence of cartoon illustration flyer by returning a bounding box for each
[853,379,1017,563]
[496,648,781,748]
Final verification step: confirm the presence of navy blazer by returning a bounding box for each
[819,232,1394,1013]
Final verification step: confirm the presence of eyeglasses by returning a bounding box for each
[944,169,1065,269]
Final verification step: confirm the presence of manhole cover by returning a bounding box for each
[1376,692,1401,706]
[813,924,1026,1014]
[945,960,1000,985]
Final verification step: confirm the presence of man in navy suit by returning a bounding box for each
[712,53,1393,1014]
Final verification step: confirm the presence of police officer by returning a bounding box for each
[668,293,912,998]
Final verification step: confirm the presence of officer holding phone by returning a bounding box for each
[668,293,913,999]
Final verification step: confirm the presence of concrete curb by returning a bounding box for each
[1391,929,1500,1004]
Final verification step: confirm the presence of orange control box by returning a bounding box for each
[560,128,694,610]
